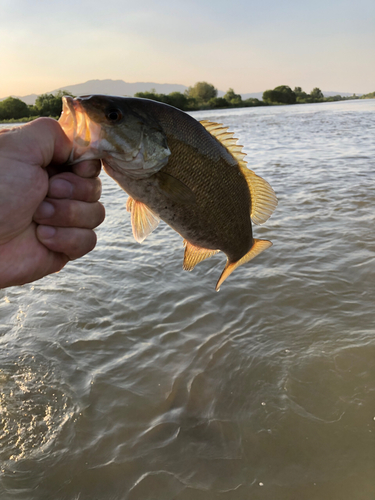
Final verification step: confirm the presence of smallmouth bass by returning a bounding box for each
[59,95,277,290]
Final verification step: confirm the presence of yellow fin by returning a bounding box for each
[215,239,272,291]
[183,240,219,271]
[155,172,195,204]
[126,197,160,243]
[239,167,278,225]
[200,120,247,161]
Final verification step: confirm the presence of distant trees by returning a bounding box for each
[361,91,375,99]
[1,83,373,122]
[135,83,266,111]
[167,91,190,110]
[0,97,30,120]
[0,90,74,122]
[33,90,75,117]
[294,87,310,103]
[207,97,229,109]
[310,87,324,101]
[224,88,242,106]
[263,86,296,104]
[185,82,217,104]
[134,89,191,110]
[294,86,325,103]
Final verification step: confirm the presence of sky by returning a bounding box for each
[1,0,374,98]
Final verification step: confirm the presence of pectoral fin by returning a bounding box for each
[126,197,160,243]
[183,240,219,271]
[155,172,195,204]
[216,239,272,291]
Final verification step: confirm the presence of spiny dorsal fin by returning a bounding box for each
[216,239,272,291]
[200,120,247,162]
[183,240,219,271]
[126,197,160,243]
[239,167,278,225]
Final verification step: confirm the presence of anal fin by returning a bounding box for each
[126,197,160,243]
[183,240,219,271]
[216,239,272,291]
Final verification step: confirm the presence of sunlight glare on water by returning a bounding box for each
[0,99,375,500]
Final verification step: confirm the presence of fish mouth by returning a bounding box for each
[59,96,102,163]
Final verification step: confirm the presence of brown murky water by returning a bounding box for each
[1,100,375,500]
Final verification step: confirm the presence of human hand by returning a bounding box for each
[0,118,105,289]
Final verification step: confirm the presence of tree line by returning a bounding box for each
[0,83,373,122]
[134,83,264,111]
[262,85,368,105]
[0,90,75,122]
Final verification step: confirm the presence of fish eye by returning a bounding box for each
[106,109,122,122]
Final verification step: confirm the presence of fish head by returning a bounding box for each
[59,95,171,179]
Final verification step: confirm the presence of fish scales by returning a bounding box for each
[160,134,253,262]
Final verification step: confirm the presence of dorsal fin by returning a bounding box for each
[183,240,219,271]
[200,120,246,161]
[200,120,277,225]
[126,197,160,243]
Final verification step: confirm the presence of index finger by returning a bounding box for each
[0,118,72,167]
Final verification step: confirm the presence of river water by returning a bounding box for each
[0,100,374,500]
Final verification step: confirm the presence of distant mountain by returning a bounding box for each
[0,80,190,105]
[52,79,191,99]
[323,91,362,97]
[1,79,259,104]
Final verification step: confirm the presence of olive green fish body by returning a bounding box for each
[110,103,254,263]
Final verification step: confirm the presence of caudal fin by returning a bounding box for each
[215,239,272,291]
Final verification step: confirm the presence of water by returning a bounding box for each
[1,100,375,500]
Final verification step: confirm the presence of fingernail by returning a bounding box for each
[38,225,56,239]
[35,201,55,219]
[49,178,73,199]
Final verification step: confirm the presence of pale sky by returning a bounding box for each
[1,0,374,98]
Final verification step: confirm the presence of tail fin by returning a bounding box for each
[215,239,272,291]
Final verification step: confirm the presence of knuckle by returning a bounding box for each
[65,199,80,224]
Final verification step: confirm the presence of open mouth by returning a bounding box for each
[59,96,102,163]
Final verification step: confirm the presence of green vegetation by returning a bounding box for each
[135,82,264,111]
[263,86,296,104]
[361,91,375,99]
[0,90,74,122]
[0,97,30,121]
[132,89,192,110]
[1,84,373,122]
[187,81,217,103]
[262,85,364,105]
[33,90,75,117]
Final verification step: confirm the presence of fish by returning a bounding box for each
[59,95,277,290]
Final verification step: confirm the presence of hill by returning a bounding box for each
[1,80,190,105]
